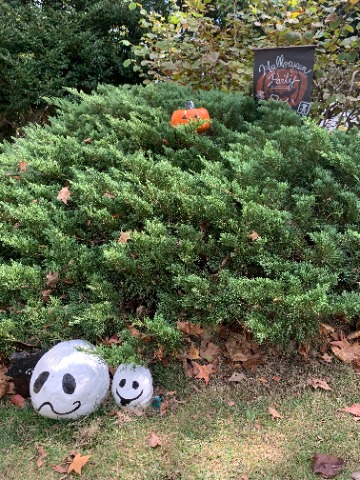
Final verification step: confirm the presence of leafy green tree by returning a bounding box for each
[129,0,359,127]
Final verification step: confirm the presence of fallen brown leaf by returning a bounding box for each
[242,355,264,371]
[347,331,360,341]
[185,343,201,360]
[298,343,310,358]
[227,401,236,407]
[57,186,72,205]
[83,137,92,144]
[18,161,28,172]
[249,230,259,241]
[319,353,333,363]
[67,453,91,475]
[192,358,219,385]
[268,406,283,419]
[46,271,59,289]
[241,473,249,480]
[51,464,68,474]
[320,323,335,336]
[118,229,132,244]
[147,432,162,448]
[312,453,345,478]
[330,339,360,367]
[271,375,281,382]
[103,192,115,198]
[0,365,11,398]
[350,472,360,480]
[307,378,332,391]
[9,394,26,409]
[257,376,268,384]
[228,372,246,382]
[225,335,257,362]
[342,403,360,418]
[41,289,52,303]
[160,399,170,416]
[177,321,204,337]
[200,341,220,362]
[36,447,47,468]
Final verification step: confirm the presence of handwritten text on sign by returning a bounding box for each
[253,47,316,116]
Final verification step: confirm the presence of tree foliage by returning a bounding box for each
[0,0,146,140]
[1,83,359,362]
[130,0,360,127]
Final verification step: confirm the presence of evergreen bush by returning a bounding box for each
[1,83,359,363]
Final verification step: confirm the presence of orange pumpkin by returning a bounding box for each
[256,68,308,108]
[170,101,211,133]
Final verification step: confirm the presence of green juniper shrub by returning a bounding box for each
[0,83,359,362]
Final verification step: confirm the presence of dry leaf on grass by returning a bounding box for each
[9,394,26,409]
[241,473,250,480]
[0,365,12,398]
[36,446,47,468]
[268,406,283,419]
[67,453,92,475]
[330,339,360,368]
[307,378,332,391]
[191,358,219,385]
[228,372,246,382]
[312,453,345,478]
[147,432,162,448]
[319,353,333,363]
[51,464,68,474]
[342,403,360,418]
[350,472,360,480]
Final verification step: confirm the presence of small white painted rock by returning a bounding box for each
[30,339,110,419]
[112,364,153,408]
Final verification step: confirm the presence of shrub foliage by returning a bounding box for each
[1,83,359,362]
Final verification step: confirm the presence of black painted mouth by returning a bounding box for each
[116,389,144,406]
[37,401,81,416]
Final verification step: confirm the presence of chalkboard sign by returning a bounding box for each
[253,45,316,116]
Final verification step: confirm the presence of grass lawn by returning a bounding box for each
[1,354,360,480]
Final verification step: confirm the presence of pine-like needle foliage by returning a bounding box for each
[1,83,359,362]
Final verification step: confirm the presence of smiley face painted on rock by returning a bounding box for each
[30,340,110,420]
[112,364,153,408]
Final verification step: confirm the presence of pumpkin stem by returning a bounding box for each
[184,100,195,110]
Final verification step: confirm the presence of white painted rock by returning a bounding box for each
[30,339,110,419]
[112,364,153,408]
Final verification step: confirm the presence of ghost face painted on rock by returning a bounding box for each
[112,364,153,408]
[30,340,110,420]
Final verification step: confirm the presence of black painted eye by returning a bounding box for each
[132,381,139,390]
[33,371,50,393]
[62,373,76,394]
[119,378,126,388]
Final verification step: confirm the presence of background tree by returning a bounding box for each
[0,0,156,140]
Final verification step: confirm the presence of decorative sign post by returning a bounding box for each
[253,45,316,116]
